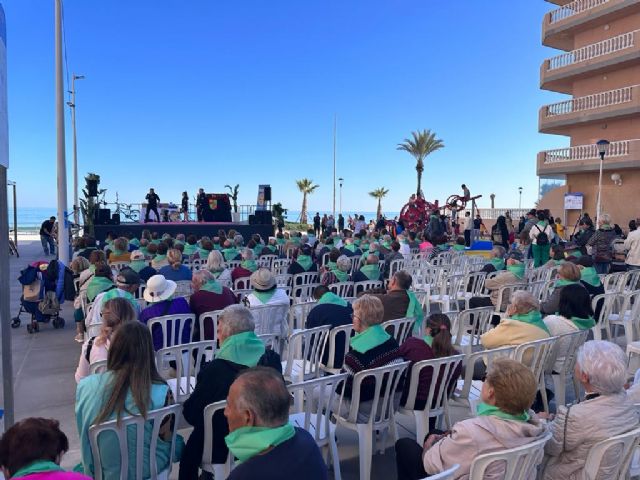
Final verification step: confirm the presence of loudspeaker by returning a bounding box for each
[263,186,271,202]
[111,213,121,226]
[95,208,111,225]
[87,179,98,197]
[254,210,272,225]
[249,215,257,225]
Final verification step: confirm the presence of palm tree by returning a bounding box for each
[397,129,445,197]
[224,184,240,213]
[369,187,389,220]
[296,178,319,224]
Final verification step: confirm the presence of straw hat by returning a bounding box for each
[143,274,177,303]
[250,268,276,291]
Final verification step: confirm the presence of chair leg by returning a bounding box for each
[552,373,565,407]
[329,432,342,480]
[540,377,549,414]
[356,424,373,480]
[414,411,428,447]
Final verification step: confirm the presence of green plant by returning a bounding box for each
[295,179,319,225]
[369,187,389,220]
[397,129,444,197]
[79,173,106,237]
[271,202,287,222]
[225,184,240,213]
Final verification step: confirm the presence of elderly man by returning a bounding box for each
[189,270,237,340]
[480,245,507,274]
[353,254,383,282]
[231,248,258,282]
[179,306,282,480]
[370,270,423,326]
[383,241,405,278]
[224,367,327,480]
[221,239,240,262]
[340,236,362,258]
[468,256,526,318]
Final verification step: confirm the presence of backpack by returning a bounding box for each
[535,225,549,246]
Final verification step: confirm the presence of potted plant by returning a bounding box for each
[80,173,106,236]
[225,184,240,222]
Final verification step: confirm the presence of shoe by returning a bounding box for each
[74,333,85,343]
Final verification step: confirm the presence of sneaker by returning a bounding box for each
[74,333,85,343]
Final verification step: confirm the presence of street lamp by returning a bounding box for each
[7,180,16,247]
[518,187,523,209]
[338,177,344,215]
[67,73,85,228]
[596,139,610,227]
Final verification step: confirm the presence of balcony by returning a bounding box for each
[539,84,640,133]
[543,0,640,50]
[540,30,640,93]
[537,139,640,175]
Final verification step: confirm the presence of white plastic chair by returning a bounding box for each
[389,258,406,277]
[258,254,278,270]
[382,317,415,345]
[623,270,640,294]
[399,354,465,443]
[88,404,182,480]
[293,271,319,286]
[603,271,627,293]
[250,303,290,351]
[334,361,411,480]
[468,431,551,480]
[353,280,383,295]
[156,341,213,404]
[288,301,318,333]
[494,283,528,317]
[147,313,195,350]
[232,276,251,290]
[513,337,557,413]
[546,329,589,407]
[288,374,348,480]
[275,273,292,287]
[174,280,192,296]
[451,307,494,354]
[420,464,459,480]
[109,261,131,272]
[608,290,640,345]
[328,281,354,298]
[587,426,640,480]
[201,400,233,480]
[320,324,355,375]
[282,325,330,384]
[198,309,223,345]
[272,258,291,275]
[591,292,622,340]
[291,283,320,304]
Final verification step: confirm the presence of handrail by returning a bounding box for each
[543,139,634,164]
[549,0,610,24]
[544,85,635,117]
[547,30,637,71]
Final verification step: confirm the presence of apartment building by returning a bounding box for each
[537,0,640,229]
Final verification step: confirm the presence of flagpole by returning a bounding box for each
[55,0,69,264]
[332,114,336,220]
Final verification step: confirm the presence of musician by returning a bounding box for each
[196,188,207,222]
[144,188,160,223]
[181,191,189,222]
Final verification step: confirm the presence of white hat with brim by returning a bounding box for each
[250,268,276,291]
[143,274,177,303]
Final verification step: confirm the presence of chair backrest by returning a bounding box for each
[283,325,330,379]
[227,260,242,269]
[156,341,213,403]
[110,261,130,272]
[198,309,223,344]
[603,271,626,293]
[452,307,495,354]
[291,283,319,303]
[321,323,355,374]
[271,258,291,275]
[623,270,640,294]
[340,361,410,425]
[257,333,280,354]
[464,271,487,297]
[174,280,193,296]
[527,280,547,303]
[403,354,465,414]
[389,258,406,277]
[293,271,319,286]
[583,426,640,480]
[468,431,552,480]
[382,317,415,345]
[455,346,516,402]
[258,254,278,270]
[233,276,251,290]
[148,313,195,350]
[354,280,383,295]
[275,273,292,287]
[545,329,589,377]
[89,359,108,375]
[190,258,203,272]
[420,464,460,480]
[591,292,621,330]
[494,283,527,313]
[88,404,182,480]
[250,303,290,338]
[513,336,557,382]
[288,301,317,333]
[328,281,354,298]
[201,400,233,475]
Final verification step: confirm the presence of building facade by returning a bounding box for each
[537,0,640,230]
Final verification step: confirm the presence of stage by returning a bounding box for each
[93,221,274,244]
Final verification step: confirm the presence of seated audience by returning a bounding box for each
[179,306,282,480]
[127,249,156,282]
[197,239,213,260]
[158,248,192,282]
[352,253,383,282]
[545,244,565,267]
[340,236,362,258]
[370,270,424,326]
[231,248,258,283]
[182,235,198,257]
[221,239,240,262]
[540,262,583,315]
[206,250,232,288]
[77,236,98,260]
[85,262,114,303]
[320,254,351,285]
[395,358,546,480]
[107,237,130,264]
[469,256,526,314]
[75,297,137,383]
[246,268,289,306]
[480,246,506,274]
[151,242,170,270]
[383,241,405,278]
[0,417,91,480]
[189,270,237,341]
[76,322,183,478]
[287,245,318,275]
[543,341,640,480]
[576,255,605,298]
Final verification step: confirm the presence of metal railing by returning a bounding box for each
[549,0,610,24]
[544,85,634,117]
[543,139,632,164]
[547,30,637,71]
[104,203,259,223]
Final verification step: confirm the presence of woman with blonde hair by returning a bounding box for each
[206,250,232,287]
[158,248,192,281]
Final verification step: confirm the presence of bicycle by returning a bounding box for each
[112,193,140,222]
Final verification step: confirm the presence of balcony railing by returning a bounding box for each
[547,30,637,70]
[543,140,630,164]
[544,85,634,117]
[549,0,610,24]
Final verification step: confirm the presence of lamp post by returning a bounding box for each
[7,180,16,246]
[596,139,610,227]
[518,187,523,210]
[67,73,85,228]
[338,177,343,215]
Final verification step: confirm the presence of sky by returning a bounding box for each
[3,0,566,215]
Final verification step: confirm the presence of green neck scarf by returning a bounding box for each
[555,279,578,288]
[570,316,596,330]
[490,258,506,271]
[129,238,140,247]
[477,402,530,422]
[537,220,547,227]
[129,259,148,273]
[241,259,258,272]
[406,290,424,329]
[200,279,223,294]
[507,263,525,279]
[12,460,64,478]
[253,289,276,304]
[198,248,211,259]
[326,261,337,271]
[276,238,286,245]
[291,237,301,244]
[222,248,239,261]
[360,264,381,280]
[423,335,434,347]
[151,239,161,244]
[183,244,197,256]
[318,291,348,307]
[344,243,357,252]
[153,254,167,263]
[87,277,114,302]
[510,310,550,334]
[111,248,127,257]
[381,240,391,249]
[331,268,349,282]
[581,267,602,287]
[600,224,612,230]
[139,247,149,257]
[453,244,466,251]
[216,331,265,367]
[296,255,313,271]
[266,245,277,253]
[350,324,391,354]
[89,264,96,273]
[225,424,296,463]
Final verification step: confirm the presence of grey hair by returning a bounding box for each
[176,234,186,242]
[336,255,351,272]
[509,290,539,315]
[369,243,379,252]
[241,248,254,260]
[234,367,291,427]
[233,234,244,246]
[492,246,506,258]
[382,234,391,242]
[600,213,612,225]
[219,304,255,338]
[192,269,214,288]
[576,340,626,394]
[353,294,384,328]
[207,250,227,271]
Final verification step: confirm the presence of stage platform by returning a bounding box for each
[93,221,273,244]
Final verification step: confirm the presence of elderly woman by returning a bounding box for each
[586,213,618,274]
[231,248,258,282]
[206,250,232,288]
[396,358,547,480]
[543,341,640,480]
[221,239,240,262]
[158,248,192,282]
[107,237,130,264]
[480,245,506,273]
[540,262,585,315]
[287,245,318,275]
[151,242,170,270]
[85,262,114,303]
[189,270,237,341]
[320,255,351,286]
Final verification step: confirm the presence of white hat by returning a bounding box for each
[143,274,177,303]
[250,268,276,291]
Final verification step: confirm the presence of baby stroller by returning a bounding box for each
[12,260,71,333]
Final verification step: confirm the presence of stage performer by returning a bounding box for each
[196,188,207,222]
[181,191,189,222]
[144,188,160,223]
[461,184,471,202]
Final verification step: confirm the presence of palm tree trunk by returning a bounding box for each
[377,198,382,219]
[416,167,422,198]
[300,193,308,224]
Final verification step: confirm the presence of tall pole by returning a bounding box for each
[332,114,336,220]
[9,180,16,246]
[55,0,69,264]
[68,74,84,227]
[596,153,604,227]
[339,178,343,215]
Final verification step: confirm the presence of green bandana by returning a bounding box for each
[326,261,337,271]
[130,238,140,247]
[151,239,162,245]
[570,316,596,330]
[350,324,391,354]
[382,241,391,250]
[424,335,434,347]
[296,255,313,271]
[129,259,148,273]
[253,289,276,304]
[110,249,127,257]
[555,279,578,288]
[183,244,197,256]
[138,247,149,257]
[153,254,167,263]
[241,260,258,272]
[490,258,506,271]
[331,268,349,283]
[276,238,286,245]
[210,268,226,279]
[537,220,547,227]
[510,310,550,334]
[406,290,424,330]
[200,279,223,294]
[216,331,265,367]
[477,402,530,422]
[360,264,381,280]
[354,239,361,246]
[507,263,525,279]
[553,259,565,266]
[222,248,239,261]
[318,291,348,307]
[198,248,211,260]
[225,424,296,463]
[12,460,64,478]
[344,244,357,252]
[266,245,277,253]
[580,267,602,287]
[453,244,466,251]
[291,237,301,244]
[87,277,114,302]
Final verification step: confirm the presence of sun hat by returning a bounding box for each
[250,268,276,291]
[116,269,141,286]
[143,274,177,303]
[130,250,145,261]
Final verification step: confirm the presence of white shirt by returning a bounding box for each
[624,229,640,266]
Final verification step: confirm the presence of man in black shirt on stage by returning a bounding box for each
[196,188,207,222]
[145,188,160,222]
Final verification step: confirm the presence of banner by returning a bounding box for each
[564,193,584,210]
[0,5,8,168]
